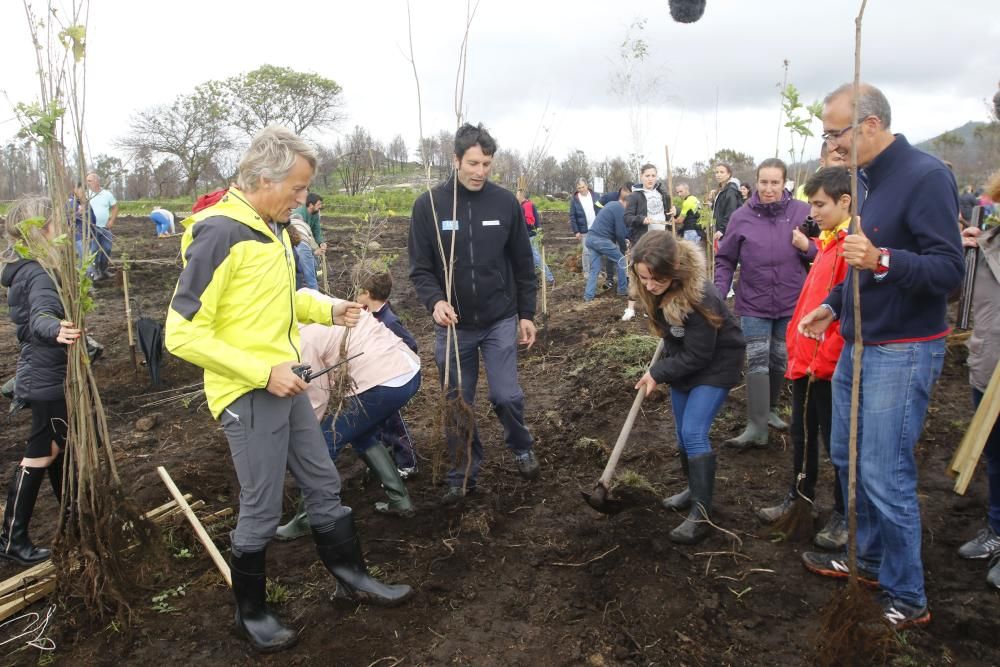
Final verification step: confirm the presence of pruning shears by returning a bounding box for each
[292,352,364,383]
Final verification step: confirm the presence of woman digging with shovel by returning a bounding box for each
[631,231,745,544]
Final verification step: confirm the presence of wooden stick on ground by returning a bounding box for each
[949,360,1000,493]
[157,466,232,587]
[122,263,137,371]
[540,243,548,315]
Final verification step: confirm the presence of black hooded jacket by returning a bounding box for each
[408,177,537,330]
[1,258,67,401]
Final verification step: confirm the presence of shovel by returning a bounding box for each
[582,338,665,514]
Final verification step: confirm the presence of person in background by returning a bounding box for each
[955,169,1000,588]
[67,183,96,278]
[570,178,601,289]
[0,196,81,566]
[292,192,326,254]
[632,231,746,545]
[150,206,175,238]
[516,189,554,286]
[623,164,672,321]
[715,158,814,450]
[755,167,850,552]
[287,224,318,291]
[583,186,630,302]
[959,185,978,226]
[739,183,752,204]
[711,163,742,241]
[85,172,118,280]
[353,261,420,479]
[671,183,703,244]
[795,143,848,203]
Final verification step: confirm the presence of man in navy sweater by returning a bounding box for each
[798,83,964,629]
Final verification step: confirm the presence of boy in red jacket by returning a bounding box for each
[756,167,851,550]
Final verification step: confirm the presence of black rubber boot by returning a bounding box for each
[359,444,414,517]
[314,511,414,607]
[669,452,716,545]
[230,549,298,652]
[0,465,50,565]
[662,451,691,510]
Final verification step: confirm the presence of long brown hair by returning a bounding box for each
[629,231,723,334]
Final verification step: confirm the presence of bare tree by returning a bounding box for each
[119,82,235,194]
[389,134,408,172]
[336,125,377,195]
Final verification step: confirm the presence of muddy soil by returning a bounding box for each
[0,214,996,666]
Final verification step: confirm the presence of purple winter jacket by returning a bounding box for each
[714,190,814,319]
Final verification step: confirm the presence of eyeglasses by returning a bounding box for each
[821,125,854,143]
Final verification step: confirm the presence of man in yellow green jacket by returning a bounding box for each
[166,126,413,653]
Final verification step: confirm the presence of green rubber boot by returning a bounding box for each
[360,444,414,518]
[274,497,309,542]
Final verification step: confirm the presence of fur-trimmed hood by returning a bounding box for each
[637,238,708,327]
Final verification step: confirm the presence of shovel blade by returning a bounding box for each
[581,483,625,515]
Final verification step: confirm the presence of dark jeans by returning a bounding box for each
[323,373,421,458]
[972,387,1000,535]
[789,377,844,514]
[377,411,417,469]
[93,226,113,275]
[435,316,534,488]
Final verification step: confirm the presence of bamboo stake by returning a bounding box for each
[949,360,1000,492]
[665,145,675,236]
[157,467,231,587]
[122,263,137,371]
[540,243,548,315]
[321,254,331,294]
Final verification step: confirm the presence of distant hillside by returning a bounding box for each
[914,121,999,186]
[913,121,987,153]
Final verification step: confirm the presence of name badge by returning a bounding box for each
[670,325,686,338]
[482,220,500,226]
[441,219,459,231]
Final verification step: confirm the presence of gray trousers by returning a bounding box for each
[220,389,349,553]
[435,316,534,488]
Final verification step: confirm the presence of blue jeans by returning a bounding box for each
[530,235,553,283]
[322,373,421,459]
[435,316,533,488]
[584,235,628,301]
[670,385,730,456]
[830,339,945,608]
[93,226,113,275]
[740,315,790,375]
[972,387,1000,535]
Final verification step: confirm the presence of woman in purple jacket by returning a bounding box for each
[714,158,814,449]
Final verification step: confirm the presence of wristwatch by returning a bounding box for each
[874,247,890,277]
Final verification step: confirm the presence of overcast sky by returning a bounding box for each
[1,0,998,177]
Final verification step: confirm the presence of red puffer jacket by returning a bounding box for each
[785,228,849,381]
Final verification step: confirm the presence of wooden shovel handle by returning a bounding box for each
[157,466,232,587]
[598,339,666,486]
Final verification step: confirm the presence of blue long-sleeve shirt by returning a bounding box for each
[587,201,629,247]
[824,134,964,344]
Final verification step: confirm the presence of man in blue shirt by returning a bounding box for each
[584,186,630,301]
[797,83,964,630]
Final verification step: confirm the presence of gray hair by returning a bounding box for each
[824,82,892,130]
[237,125,318,192]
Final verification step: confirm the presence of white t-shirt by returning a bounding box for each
[644,189,666,231]
[579,193,596,229]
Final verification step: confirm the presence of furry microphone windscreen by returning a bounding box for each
[668,0,706,23]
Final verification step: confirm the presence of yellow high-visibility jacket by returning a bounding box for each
[165,188,332,418]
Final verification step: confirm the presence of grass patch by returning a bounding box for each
[589,334,660,380]
[613,469,656,493]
